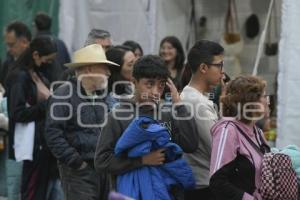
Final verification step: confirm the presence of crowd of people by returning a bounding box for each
[0,12,298,200]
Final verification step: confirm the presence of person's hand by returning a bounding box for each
[166,78,181,103]
[220,75,227,96]
[77,161,88,170]
[30,71,50,101]
[0,83,5,95]
[142,149,165,166]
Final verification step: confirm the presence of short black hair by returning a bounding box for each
[133,55,170,81]
[34,12,52,31]
[12,35,57,71]
[6,21,31,41]
[188,40,224,73]
[123,40,143,56]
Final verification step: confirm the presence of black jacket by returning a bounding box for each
[210,154,256,200]
[6,68,48,159]
[209,122,270,200]
[44,78,107,169]
[94,100,199,176]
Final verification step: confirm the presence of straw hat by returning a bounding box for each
[65,44,119,68]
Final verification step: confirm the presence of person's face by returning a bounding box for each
[89,64,111,90]
[246,89,269,121]
[4,31,29,59]
[32,52,56,67]
[121,51,135,81]
[259,90,270,118]
[200,54,224,91]
[159,41,177,62]
[134,48,142,60]
[96,37,112,52]
[134,78,167,103]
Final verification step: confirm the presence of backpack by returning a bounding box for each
[232,123,298,200]
[260,152,298,200]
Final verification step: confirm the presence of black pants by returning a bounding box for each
[184,187,215,200]
[59,162,109,200]
[21,149,53,200]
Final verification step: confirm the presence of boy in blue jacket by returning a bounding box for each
[95,55,198,199]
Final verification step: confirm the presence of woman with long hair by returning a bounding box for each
[159,36,186,92]
[123,40,143,60]
[6,36,57,200]
[106,45,136,109]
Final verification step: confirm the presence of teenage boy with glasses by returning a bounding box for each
[180,40,224,200]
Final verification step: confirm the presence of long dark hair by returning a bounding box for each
[159,36,185,74]
[106,45,133,94]
[13,35,57,71]
[5,36,57,87]
[123,40,143,56]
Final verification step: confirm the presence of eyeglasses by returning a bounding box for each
[205,62,224,70]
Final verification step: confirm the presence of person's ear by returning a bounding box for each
[199,63,208,74]
[20,37,29,47]
[132,78,138,85]
[32,51,40,60]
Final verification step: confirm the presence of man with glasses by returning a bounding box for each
[0,20,31,200]
[180,40,224,200]
[1,21,31,90]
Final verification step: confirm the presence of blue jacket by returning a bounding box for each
[115,116,195,200]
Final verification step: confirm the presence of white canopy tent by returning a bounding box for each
[58,0,192,55]
[276,0,300,148]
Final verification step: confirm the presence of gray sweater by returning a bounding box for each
[180,86,218,189]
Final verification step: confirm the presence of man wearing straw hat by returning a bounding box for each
[44,44,119,200]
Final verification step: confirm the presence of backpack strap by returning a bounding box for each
[229,122,265,156]
[254,127,271,153]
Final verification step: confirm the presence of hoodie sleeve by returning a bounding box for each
[210,123,239,175]
[209,122,259,200]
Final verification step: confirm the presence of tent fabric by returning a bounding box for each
[58,0,194,54]
[0,0,59,59]
[277,0,300,148]
[58,0,158,54]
